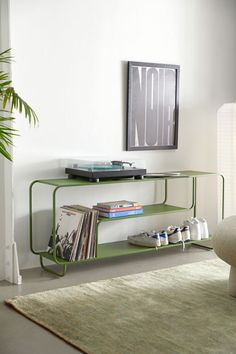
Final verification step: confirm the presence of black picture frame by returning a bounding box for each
[126,61,180,151]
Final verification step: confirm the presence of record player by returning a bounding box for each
[65,160,146,182]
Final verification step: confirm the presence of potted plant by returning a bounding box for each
[0,48,38,161]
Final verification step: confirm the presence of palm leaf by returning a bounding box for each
[0,48,13,64]
[2,87,38,126]
[0,115,18,161]
[0,71,10,82]
[0,71,11,94]
[0,144,12,161]
[0,48,38,160]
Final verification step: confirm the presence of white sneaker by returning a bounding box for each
[159,231,169,245]
[166,226,182,244]
[197,217,209,239]
[149,231,161,247]
[127,232,161,247]
[183,219,201,240]
[180,225,191,241]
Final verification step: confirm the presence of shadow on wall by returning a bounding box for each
[217,103,236,217]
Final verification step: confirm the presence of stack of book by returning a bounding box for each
[93,200,144,218]
[47,205,99,261]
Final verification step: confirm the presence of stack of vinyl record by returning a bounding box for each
[47,205,98,261]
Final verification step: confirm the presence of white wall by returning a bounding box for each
[9,0,236,269]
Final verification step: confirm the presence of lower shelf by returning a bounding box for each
[38,237,212,265]
[96,240,183,258]
[97,238,212,258]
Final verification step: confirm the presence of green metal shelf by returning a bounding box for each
[98,204,187,223]
[96,238,212,258]
[29,170,224,276]
[97,240,185,258]
[37,237,212,265]
[34,170,216,187]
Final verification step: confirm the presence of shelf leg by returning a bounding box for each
[40,255,68,277]
[193,177,197,217]
[163,179,168,204]
[220,174,225,220]
[29,180,42,255]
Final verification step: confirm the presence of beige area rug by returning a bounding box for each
[5,259,236,354]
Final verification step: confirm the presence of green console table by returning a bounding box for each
[29,170,225,276]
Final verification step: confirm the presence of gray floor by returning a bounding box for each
[0,245,217,354]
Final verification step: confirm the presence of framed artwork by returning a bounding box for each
[126,61,180,150]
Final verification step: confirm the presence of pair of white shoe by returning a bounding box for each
[166,225,191,244]
[183,217,209,240]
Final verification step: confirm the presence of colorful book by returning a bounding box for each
[96,200,140,210]
[93,205,142,213]
[98,208,144,218]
